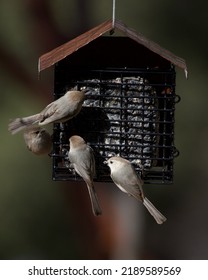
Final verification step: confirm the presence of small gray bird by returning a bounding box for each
[104,156,167,224]
[68,135,102,216]
[23,126,52,155]
[8,90,85,134]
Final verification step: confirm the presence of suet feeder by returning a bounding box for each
[39,19,187,185]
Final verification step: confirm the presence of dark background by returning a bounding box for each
[1,0,208,259]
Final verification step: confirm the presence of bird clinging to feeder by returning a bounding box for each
[68,135,102,216]
[23,126,52,155]
[8,90,85,134]
[104,156,167,224]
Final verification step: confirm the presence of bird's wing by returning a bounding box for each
[111,165,144,202]
[88,145,96,177]
[39,101,59,124]
[69,147,95,183]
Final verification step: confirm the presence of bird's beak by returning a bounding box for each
[103,160,108,165]
[82,88,91,95]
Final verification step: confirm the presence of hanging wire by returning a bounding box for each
[110,0,116,35]
[112,0,116,28]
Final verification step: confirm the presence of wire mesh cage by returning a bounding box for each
[49,36,181,184]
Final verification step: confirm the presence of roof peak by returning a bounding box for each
[38,19,187,78]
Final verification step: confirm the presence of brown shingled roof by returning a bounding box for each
[38,19,187,77]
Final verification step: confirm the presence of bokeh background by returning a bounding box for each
[1,0,208,259]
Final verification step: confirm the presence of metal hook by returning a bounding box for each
[174,95,181,104]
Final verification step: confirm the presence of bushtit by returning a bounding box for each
[8,90,85,134]
[68,135,102,216]
[23,126,52,155]
[104,156,167,224]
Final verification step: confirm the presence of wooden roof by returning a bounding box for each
[38,19,187,77]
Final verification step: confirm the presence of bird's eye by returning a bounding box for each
[34,131,39,134]
[110,160,113,164]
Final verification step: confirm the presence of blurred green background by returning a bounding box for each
[1,0,208,259]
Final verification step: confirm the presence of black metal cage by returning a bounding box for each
[51,36,180,184]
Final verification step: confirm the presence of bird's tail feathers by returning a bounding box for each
[87,183,102,216]
[143,197,167,224]
[8,114,41,134]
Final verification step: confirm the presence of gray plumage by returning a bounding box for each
[105,156,167,224]
[8,90,85,134]
[23,126,52,155]
[68,135,102,216]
